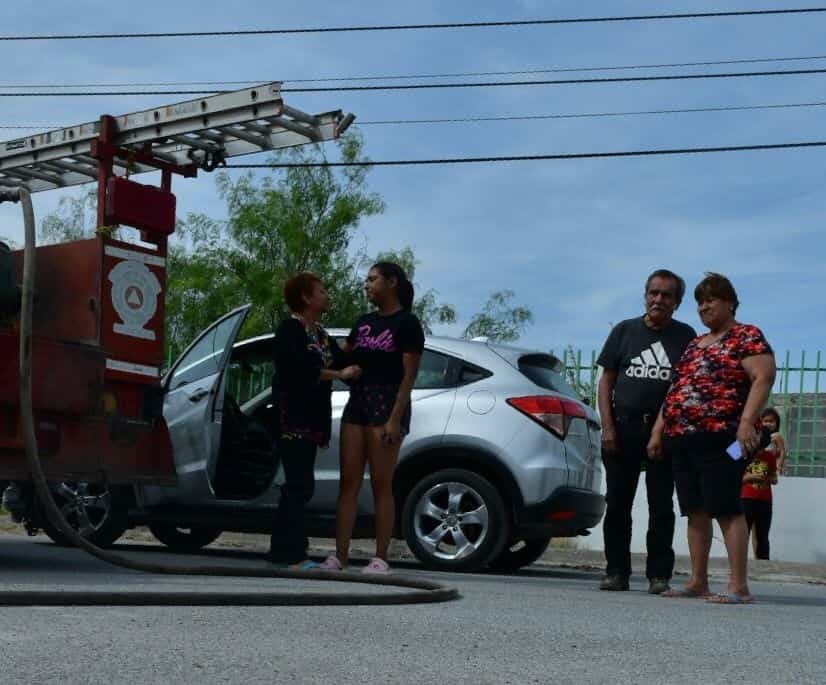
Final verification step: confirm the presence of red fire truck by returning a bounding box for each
[0,83,353,534]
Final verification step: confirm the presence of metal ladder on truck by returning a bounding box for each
[0,83,355,489]
[0,82,353,194]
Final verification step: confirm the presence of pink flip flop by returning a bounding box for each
[361,557,391,575]
[318,554,344,571]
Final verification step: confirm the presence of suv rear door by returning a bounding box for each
[507,351,602,492]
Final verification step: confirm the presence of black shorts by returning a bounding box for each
[665,431,745,518]
[341,384,411,435]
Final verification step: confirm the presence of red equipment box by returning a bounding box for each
[105,176,176,235]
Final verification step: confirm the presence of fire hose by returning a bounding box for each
[0,187,460,606]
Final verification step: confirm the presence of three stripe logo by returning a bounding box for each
[626,341,673,381]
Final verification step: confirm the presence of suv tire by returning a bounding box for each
[148,524,223,553]
[489,536,552,572]
[402,468,510,572]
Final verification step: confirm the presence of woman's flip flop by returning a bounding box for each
[661,587,713,598]
[706,592,755,604]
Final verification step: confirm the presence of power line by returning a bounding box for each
[3,53,826,88]
[1,7,824,41]
[6,99,826,132]
[2,67,826,97]
[221,141,826,168]
[357,101,826,125]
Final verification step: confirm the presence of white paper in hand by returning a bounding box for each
[726,440,743,461]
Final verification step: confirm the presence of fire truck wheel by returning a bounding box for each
[39,481,129,548]
[148,524,223,553]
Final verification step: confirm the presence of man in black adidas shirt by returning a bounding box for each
[597,269,696,593]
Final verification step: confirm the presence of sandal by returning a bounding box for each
[318,554,344,571]
[361,557,391,575]
[706,592,755,605]
[289,560,321,571]
[661,587,713,599]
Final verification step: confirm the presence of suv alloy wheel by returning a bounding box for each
[402,468,510,572]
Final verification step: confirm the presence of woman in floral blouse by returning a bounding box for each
[269,273,361,569]
[647,273,775,604]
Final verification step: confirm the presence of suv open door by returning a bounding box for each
[162,305,251,502]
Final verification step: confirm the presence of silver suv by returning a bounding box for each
[25,305,605,572]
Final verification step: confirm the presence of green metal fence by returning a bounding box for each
[560,348,826,478]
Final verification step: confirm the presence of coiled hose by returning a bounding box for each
[0,187,459,607]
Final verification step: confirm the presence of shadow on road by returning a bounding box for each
[14,538,599,582]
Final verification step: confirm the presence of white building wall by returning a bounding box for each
[577,476,826,564]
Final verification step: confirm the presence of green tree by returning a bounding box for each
[463,290,533,342]
[38,188,98,243]
[34,133,530,356]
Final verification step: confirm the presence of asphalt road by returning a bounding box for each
[2,534,825,685]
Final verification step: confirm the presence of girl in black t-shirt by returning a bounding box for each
[319,262,425,574]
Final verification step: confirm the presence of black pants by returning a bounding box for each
[742,498,772,560]
[269,437,317,564]
[603,422,676,580]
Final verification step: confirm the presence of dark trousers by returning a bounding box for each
[742,498,772,560]
[269,437,317,564]
[603,423,676,580]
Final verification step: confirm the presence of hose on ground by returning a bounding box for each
[0,187,460,607]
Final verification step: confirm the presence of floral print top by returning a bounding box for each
[662,324,773,437]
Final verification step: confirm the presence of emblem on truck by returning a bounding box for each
[108,259,162,340]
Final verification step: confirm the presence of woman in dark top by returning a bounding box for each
[647,273,775,604]
[270,273,361,569]
[319,263,425,574]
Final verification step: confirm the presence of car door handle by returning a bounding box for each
[188,388,210,402]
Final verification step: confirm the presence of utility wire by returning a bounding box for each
[221,141,826,168]
[357,101,826,125]
[3,53,826,88]
[5,100,826,131]
[1,7,824,41]
[3,67,826,97]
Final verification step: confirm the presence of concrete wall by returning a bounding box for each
[576,475,826,564]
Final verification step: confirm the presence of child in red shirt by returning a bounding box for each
[741,408,782,560]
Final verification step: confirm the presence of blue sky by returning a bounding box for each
[1,1,825,360]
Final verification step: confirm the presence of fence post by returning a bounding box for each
[781,350,791,459]
[795,351,806,469]
[810,351,821,468]
[589,349,597,406]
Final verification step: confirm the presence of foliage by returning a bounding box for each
[463,290,533,342]
[35,132,533,361]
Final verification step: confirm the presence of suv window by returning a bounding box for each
[226,357,274,405]
[169,313,243,390]
[518,354,580,399]
[330,346,465,391]
[458,363,490,385]
[415,350,452,389]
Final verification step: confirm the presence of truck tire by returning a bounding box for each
[39,481,129,548]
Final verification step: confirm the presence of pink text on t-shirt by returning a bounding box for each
[353,325,397,352]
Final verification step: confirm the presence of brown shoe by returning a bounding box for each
[599,574,630,591]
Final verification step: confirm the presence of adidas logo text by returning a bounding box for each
[626,365,672,381]
[626,341,673,381]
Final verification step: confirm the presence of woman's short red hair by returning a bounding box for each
[283,272,322,312]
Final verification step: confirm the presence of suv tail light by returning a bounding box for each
[506,395,587,439]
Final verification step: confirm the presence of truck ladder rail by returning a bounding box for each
[0,83,354,193]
